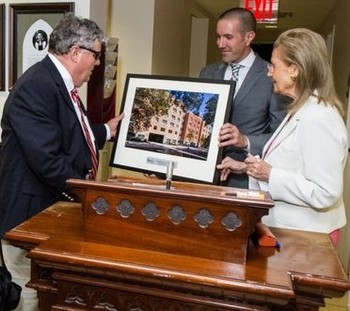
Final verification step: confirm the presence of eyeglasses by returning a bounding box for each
[78,46,102,60]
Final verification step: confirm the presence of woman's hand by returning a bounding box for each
[245,154,272,182]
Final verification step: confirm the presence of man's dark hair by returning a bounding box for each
[219,7,257,34]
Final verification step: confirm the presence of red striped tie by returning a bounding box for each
[71,88,98,180]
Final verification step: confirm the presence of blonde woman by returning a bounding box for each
[243,28,348,245]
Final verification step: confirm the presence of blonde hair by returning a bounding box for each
[274,28,344,115]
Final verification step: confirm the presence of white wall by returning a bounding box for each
[106,0,155,178]
[189,17,209,78]
[152,0,215,77]
[152,0,191,77]
[109,0,155,111]
[318,0,350,274]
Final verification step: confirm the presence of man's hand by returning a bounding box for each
[106,113,124,138]
[218,123,248,149]
[216,156,247,182]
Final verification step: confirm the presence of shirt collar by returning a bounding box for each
[230,49,256,69]
[48,53,75,93]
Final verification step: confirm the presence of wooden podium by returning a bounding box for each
[73,178,273,265]
[5,179,350,311]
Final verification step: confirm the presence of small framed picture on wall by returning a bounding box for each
[8,3,74,90]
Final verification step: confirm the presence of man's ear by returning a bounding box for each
[70,45,80,63]
[245,31,256,45]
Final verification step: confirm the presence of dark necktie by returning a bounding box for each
[71,88,98,180]
[229,63,241,81]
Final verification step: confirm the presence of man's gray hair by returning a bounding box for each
[48,12,104,55]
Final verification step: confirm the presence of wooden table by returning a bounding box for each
[5,201,350,311]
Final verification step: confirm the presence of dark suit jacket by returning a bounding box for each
[0,56,106,236]
[200,53,288,188]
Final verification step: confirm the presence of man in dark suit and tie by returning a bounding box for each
[200,7,288,189]
[0,13,123,310]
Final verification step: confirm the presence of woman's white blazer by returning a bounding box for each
[251,95,348,233]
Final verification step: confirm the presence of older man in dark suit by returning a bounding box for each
[200,7,288,189]
[0,13,123,310]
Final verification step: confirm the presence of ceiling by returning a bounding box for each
[193,0,338,42]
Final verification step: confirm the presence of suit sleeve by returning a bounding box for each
[248,93,289,155]
[91,124,107,149]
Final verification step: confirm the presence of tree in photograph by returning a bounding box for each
[202,94,219,125]
[170,90,204,115]
[129,87,170,132]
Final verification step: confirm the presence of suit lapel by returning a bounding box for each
[41,56,99,158]
[235,55,265,103]
[41,56,76,114]
[214,63,226,79]
[262,113,296,158]
[262,96,318,158]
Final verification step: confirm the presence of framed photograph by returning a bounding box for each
[9,3,74,89]
[0,4,5,91]
[110,74,235,184]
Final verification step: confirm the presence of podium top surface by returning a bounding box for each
[68,178,275,209]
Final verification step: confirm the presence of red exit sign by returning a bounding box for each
[244,0,279,23]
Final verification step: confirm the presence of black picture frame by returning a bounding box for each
[110,74,235,184]
[9,2,74,90]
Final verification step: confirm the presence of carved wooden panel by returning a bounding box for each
[52,272,268,311]
[69,179,273,264]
